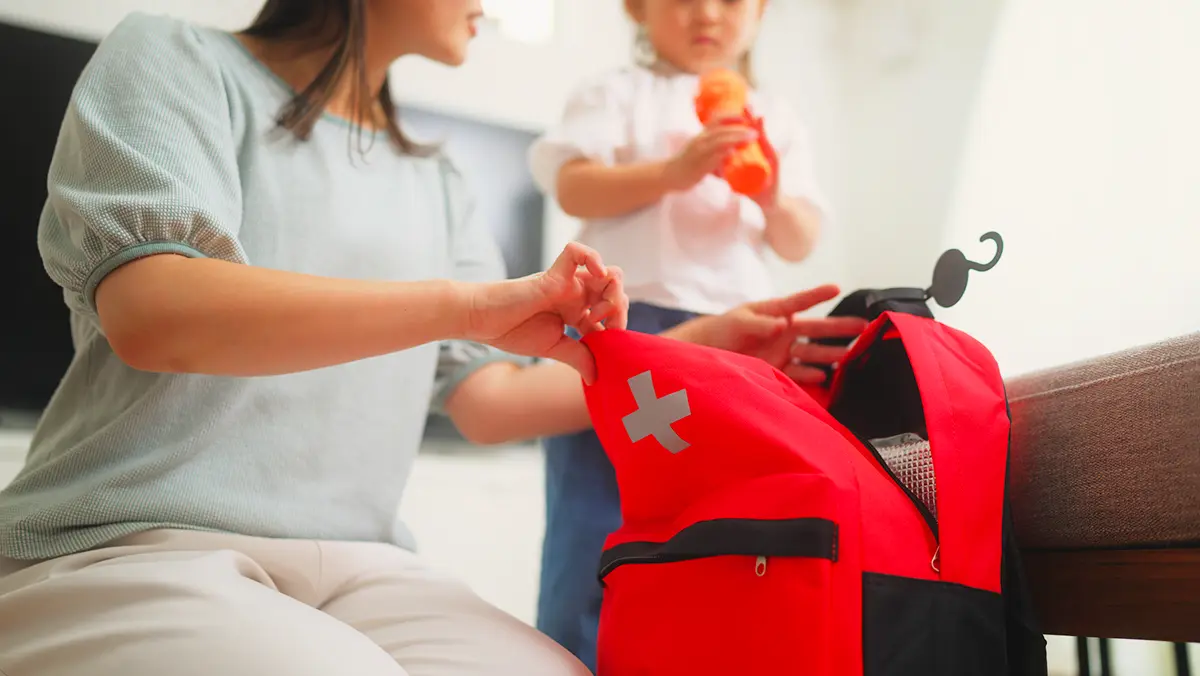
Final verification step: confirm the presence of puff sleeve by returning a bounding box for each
[429,159,530,414]
[527,72,631,198]
[37,13,247,321]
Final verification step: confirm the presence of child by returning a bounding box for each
[528,0,831,669]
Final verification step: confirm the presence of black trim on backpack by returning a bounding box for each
[598,517,838,582]
[1001,391,1050,676]
[812,287,935,382]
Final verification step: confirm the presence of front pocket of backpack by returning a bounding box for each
[595,477,840,676]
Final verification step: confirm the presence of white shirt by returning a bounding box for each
[529,65,830,316]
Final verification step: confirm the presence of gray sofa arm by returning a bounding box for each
[1004,331,1200,643]
[1007,331,1200,550]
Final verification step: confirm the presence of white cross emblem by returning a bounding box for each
[622,371,691,454]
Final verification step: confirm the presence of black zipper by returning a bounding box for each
[856,433,940,541]
[598,517,838,582]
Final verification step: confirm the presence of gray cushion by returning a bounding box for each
[1006,332,1200,549]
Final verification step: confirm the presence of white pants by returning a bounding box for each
[0,529,590,675]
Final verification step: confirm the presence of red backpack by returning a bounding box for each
[581,241,1048,675]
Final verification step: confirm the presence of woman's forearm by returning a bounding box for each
[444,360,591,445]
[556,158,672,220]
[95,254,471,377]
[446,316,720,445]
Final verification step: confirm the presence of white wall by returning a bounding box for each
[936,0,1200,376]
[755,0,849,295]
[391,3,631,133]
[835,0,1008,292]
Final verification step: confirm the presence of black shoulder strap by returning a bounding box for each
[811,288,934,381]
[819,288,933,345]
[1002,395,1050,676]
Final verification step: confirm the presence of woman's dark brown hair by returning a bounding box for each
[243,0,426,154]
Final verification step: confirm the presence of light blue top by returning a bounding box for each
[0,13,517,560]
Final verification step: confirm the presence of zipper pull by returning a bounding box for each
[931,546,941,574]
[755,556,767,577]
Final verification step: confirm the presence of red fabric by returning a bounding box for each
[888,313,1007,592]
[580,311,1009,674]
[597,474,851,676]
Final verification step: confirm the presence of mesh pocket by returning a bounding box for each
[871,433,937,520]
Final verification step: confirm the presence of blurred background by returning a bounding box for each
[0,1,1196,674]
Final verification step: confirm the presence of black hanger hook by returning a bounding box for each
[927,231,1004,308]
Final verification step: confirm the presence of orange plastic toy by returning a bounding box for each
[694,68,772,196]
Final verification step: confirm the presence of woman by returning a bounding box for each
[0,1,865,673]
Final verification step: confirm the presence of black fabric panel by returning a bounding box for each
[828,333,928,443]
[863,573,1007,676]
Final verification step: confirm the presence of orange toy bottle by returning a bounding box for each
[693,68,772,196]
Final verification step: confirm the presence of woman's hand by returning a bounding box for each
[444,283,865,446]
[663,117,758,192]
[463,243,628,384]
[667,284,869,384]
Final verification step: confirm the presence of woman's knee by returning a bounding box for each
[312,542,591,676]
[0,550,406,676]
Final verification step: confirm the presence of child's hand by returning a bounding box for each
[663,117,757,192]
[746,115,782,210]
[463,243,628,383]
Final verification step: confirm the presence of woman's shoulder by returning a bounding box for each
[72,12,239,102]
[96,12,224,63]
[69,12,242,120]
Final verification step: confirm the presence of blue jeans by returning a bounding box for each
[536,302,700,673]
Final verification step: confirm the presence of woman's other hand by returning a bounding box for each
[463,242,628,383]
[670,284,869,384]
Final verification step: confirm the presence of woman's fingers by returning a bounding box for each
[546,334,597,385]
[580,301,616,332]
[572,265,627,332]
[790,341,850,365]
[584,289,628,331]
[745,284,842,318]
[738,313,789,342]
[549,241,606,282]
[599,266,627,330]
[547,243,620,330]
[788,316,871,340]
[781,362,831,385]
[581,248,607,280]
